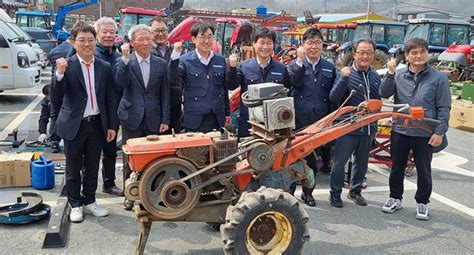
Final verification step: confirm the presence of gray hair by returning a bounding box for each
[128,24,152,41]
[94,17,117,33]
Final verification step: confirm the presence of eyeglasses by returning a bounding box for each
[305,40,323,46]
[153,29,168,35]
[75,38,96,44]
[355,51,375,56]
[196,35,214,41]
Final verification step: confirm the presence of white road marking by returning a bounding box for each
[44,197,124,207]
[0,94,43,139]
[0,111,40,114]
[0,93,43,96]
[370,164,474,217]
[432,151,473,177]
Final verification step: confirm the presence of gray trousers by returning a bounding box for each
[330,134,373,195]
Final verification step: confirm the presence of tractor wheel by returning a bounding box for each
[372,49,389,69]
[221,187,310,255]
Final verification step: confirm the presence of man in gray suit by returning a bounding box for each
[116,24,170,210]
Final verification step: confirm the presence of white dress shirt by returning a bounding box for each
[195,50,214,66]
[134,52,151,87]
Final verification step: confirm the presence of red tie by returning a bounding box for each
[85,63,94,111]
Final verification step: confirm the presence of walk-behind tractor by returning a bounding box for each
[123,83,440,254]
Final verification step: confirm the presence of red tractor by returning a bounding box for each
[123,83,440,254]
[436,40,474,81]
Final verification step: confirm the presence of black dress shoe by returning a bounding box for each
[103,185,124,196]
[301,193,316,207]
[329,192,343,208]
[123,198,134,211]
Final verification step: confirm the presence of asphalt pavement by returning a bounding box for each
[0,68,472,254]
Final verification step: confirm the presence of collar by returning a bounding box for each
[352,63,371,74]
[135,51,150,63]
[256,57,271,68]
[77,54,95,65]
[196,50,214,63]
[305,56,320,69]
[154,42,170,50]
[408,64,428,75]
[96,43,116,55]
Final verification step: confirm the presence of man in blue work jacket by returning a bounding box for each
[287,28,337,207]
[226,27,290,139]
[169,22,231,132]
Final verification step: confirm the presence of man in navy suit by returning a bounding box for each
[169,22,231,132]
[116,24,170,210]
[226,27,290,139]
[50,22,118,223]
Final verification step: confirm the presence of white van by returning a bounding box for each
[0,11,40,92]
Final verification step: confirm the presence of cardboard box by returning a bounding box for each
[0,152,34,188]
[449,100,474,132]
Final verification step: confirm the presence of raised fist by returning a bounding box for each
[229,53,239,68]
[296,46,305,64]
[173,41,184,53]
[340,66,351,77]
[56,57,68,75]
[121,43,131,59]
[387,57,397,75]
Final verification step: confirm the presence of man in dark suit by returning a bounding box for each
[287,28,337,207]
[149,16,183,133]
[226,27,290,139]
[169,22,231,132]
[116,24,170,210]
[50,22,118,223]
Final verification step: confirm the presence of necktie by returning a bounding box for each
[85,63,94,111]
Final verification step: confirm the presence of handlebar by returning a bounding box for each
[423,118,442,125]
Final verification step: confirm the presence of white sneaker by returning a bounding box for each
[382,198,403,213]
[83,202,109,217]
[70,206,83,223]
[416,203,429,220]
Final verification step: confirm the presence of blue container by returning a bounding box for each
[31,155,55,190]
[256,5,267,16]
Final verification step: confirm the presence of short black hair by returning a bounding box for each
[42,84,49,96]
[252,27,276,44]
[302,28,322,42]
[190,22,215,37]
[352,38,376,53]
[404,38,428,54]
[148,16,166,26]
[70,21,96,41]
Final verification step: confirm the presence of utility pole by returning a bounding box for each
[392,0,398,20]
[366,0,371,20]
[323,0,327,13]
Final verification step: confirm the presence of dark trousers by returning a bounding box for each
[184,112,220,133]
[290,112,330,195]
[64,117,105,208]
[122,118,154,187]
[169,106,182,133]
[237,115,251,139]
[330,134,373,195]
[389,132,433,204]
[101,135,117,188]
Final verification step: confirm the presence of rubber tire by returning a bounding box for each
[372,49,389,69]
[221,186,310,255]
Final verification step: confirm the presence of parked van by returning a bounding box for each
[0,11,41,92]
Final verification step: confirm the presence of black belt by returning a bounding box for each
[82,114,100,122]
